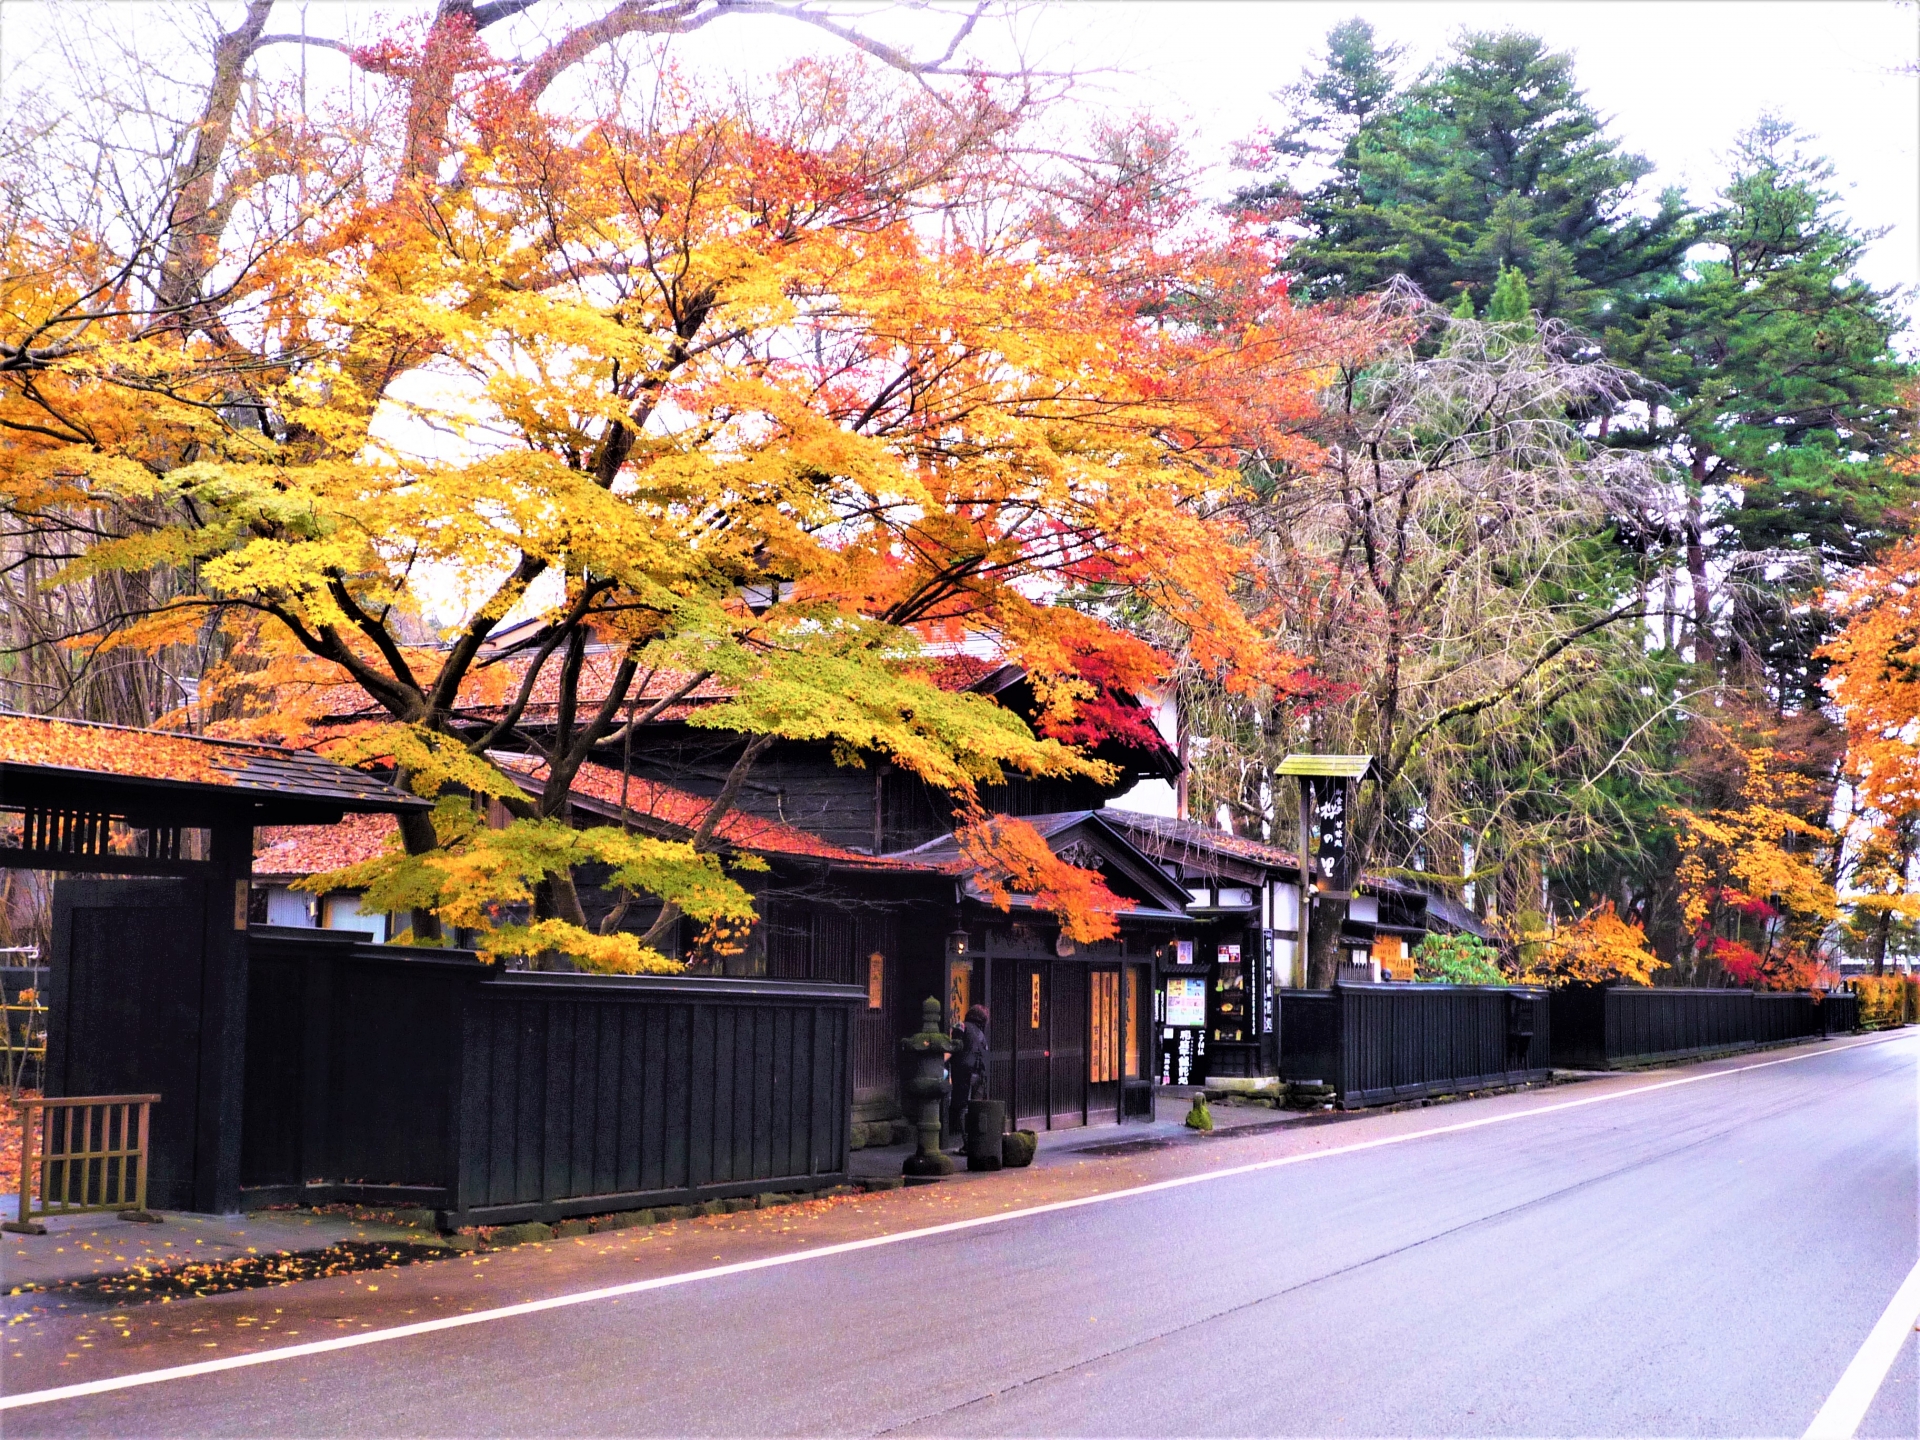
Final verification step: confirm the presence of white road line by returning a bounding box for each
[1,1030,1907,1414]
[1805,1027,1920,1440]
[1804,1257,1920,1439]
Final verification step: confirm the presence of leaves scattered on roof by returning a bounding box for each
[0,712,426,811]
[254,812,399,877]
[0,713,232,785]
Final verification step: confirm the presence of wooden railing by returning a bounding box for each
[3,1093,158,1234]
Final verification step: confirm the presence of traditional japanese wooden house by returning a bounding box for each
[254,761,1198,1138]
[883,811,1193,1129]
[464,765,1195,1133]
[264,646,1481,1132]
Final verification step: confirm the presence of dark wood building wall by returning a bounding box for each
[593,728,1153,856]
[762,894,942,1113]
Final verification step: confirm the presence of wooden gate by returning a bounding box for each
[46,879,217,1211]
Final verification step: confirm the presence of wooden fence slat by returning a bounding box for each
[3,1095,160,1232]
[236,934,860,1227]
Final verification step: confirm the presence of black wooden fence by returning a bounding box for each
[1550,984,1858,1070]
[1278,984,1552,1107]
[1825,991,1862,1034]
[243,928,862,1227]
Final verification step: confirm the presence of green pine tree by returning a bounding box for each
[1608,116,1913,705]
[1246,27,1691,329]
[1485,264,1531,323]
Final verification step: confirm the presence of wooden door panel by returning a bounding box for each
[1087,967,1120,1122]
[1049,962,1087,1128]
[988,960,1015,1110]
[1014,961,1049,1128]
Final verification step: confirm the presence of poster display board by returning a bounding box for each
[1164,975,1207,1027]
[1159,972,1208,1084]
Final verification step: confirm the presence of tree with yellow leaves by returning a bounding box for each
[1667,720,1839,987]
[1821,535,1920,973]
[1,19,1352,968]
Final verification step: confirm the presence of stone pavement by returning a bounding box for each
[848,1087,1318,1180]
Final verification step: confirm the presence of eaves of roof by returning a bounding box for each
[0,712,428,819]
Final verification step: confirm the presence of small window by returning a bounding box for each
[867,952,885,1010]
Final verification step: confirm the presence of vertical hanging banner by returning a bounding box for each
[946,960,970,1024]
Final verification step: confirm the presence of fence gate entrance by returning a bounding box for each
[47,879,218,1211]
[2,715,430,1213]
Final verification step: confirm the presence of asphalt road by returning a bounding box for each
[5,1030,1915,1437]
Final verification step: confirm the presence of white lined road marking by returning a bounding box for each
[1804,1256,1920,1438]
[1804,1023,1920,1439]
[1,1030,1907,1414]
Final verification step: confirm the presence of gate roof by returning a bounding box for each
[0,712,428,828]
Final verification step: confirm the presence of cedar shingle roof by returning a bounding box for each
[1101,810,1300,871]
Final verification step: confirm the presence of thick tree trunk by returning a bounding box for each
[394,795,444,944]
[1305,898,1345,988]
[1686,464,1715,671]
[157,0,277,319]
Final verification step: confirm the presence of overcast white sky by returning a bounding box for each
[678,0,1920,307]
[6,1,1913,303]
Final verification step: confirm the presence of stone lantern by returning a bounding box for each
[900,996,955,1184]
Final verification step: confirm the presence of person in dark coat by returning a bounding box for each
[947,1004,990,1148]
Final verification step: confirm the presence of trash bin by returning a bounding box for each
[964,1098,1006,1171]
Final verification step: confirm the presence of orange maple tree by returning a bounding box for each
[1513,902,1661,986]
[1,33,1358,967]
[1667,717,1839,988]
[1820,534,1920,971]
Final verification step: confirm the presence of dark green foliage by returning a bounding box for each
[1608,116,1913,705]
[1258,17,1406,169]
[1486,264,1531,324]
[1244,27,1690,330]
[1413,933,1504,985]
